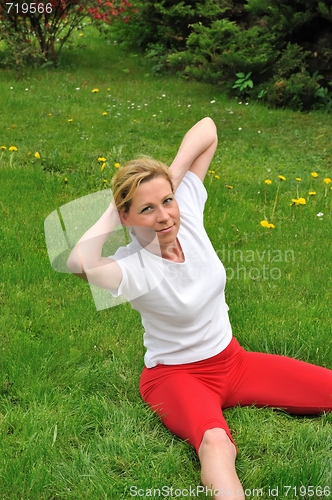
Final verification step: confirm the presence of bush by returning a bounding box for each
[111,0,332,110]
[167,0,332,109]
[109,0,234,52]
[0,0,135,67]
[168,20,277,91]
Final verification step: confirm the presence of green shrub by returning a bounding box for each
[110,0,234,52]
[171,1,332,110]
[168,20,277,91]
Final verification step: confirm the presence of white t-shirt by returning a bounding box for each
[110,171,232,368]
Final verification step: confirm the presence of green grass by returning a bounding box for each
[0,26,331,499]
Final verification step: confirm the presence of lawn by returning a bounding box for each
[0,25,331,499]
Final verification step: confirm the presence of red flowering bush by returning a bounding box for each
[0,0,135,66]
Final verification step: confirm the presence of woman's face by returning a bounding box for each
[119,176,180,248]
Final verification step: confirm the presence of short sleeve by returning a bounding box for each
[109,243,165,301]
[175,171,207,221]
[109,250,149,300]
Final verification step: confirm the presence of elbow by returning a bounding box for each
[67,247,81,274]
[203,117,217,140]
[66,254,76,274]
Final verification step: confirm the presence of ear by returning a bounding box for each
[118,210,131,227]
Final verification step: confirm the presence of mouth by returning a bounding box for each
[156,224,174,233]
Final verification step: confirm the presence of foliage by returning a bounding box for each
[0,0,134,66]
[113,0,332,111]
[109,0,233,54]
[244,0,332,109]
[232,72,253,95]
[168,20,277,91]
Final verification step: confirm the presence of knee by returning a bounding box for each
[199,428,236,459]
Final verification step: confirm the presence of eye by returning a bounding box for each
[163,197,173,204]
[141,206,152,213]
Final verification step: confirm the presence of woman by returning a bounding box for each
[67,117,332,499]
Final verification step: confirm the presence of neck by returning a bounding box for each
[161,239,184,262]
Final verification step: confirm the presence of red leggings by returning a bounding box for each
[140,337,332,454]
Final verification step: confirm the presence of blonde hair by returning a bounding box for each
[111,157,173,213]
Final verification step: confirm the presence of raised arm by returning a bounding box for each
[67,202,123,290]
[168,117,218,191]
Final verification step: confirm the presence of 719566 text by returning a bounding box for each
[6,2,53,14]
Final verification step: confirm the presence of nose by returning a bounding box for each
[156,205,170,223]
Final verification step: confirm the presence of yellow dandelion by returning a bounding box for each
[323,177,331,185]
[260,220,275,228]
[297,197,306,205]
[100,162,106,171]
[1,146,7,150]
[114,162,120,169]
[98,157,107,163]
[47,113,52,116]
[9,146,18,151]
[64,177,68,183]
[227,185,233,189]
[296,177,302,182]
[278,175,286,181]
[103,179,108,183]
[34,152,41,159]
[311,172,318,178]
[102,112,108,116]
[264,179,272,185]
[68,118,73,123]
[78,33,84,37]
[292,198,299,205]
[215,175,220,179]
[308,191,316,196]
[92,88,99,93]
[210,170,215,174]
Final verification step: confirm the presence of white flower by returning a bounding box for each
[258,130,261,134]
[229,111,234,114]
[238,102,242,105]
[245,102,249,105]
[238,127,242,131]
[162,94,166,97]
[210,100,216,104]
[76,87,80,91]
[188,104,191,107]
[317,212,324,217]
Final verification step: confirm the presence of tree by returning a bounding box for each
[0,0,135,66]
